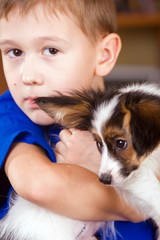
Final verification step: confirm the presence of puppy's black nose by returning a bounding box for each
[99,173,112,185]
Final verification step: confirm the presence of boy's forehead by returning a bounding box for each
[1,2,74,22]
[0,3,79,33]
[0,3,91,49]
[0,2,89,46]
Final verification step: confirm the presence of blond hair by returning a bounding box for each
[0,0,117,41]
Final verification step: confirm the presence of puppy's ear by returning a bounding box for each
[123,93,160,156]
[35,92,94,130]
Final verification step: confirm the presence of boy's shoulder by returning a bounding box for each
[0,90,39,130]
[0,90,25,116]
[0,90,26,126]
[0,90,15,103]
[0,90,14,105]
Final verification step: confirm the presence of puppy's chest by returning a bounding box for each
[119,146,160,192]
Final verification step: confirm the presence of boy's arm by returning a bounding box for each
[5,142,142,222]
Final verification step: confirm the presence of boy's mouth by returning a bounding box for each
[25,97,40,109]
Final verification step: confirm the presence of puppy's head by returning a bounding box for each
[36,86,160,186]
[94,88,160,185]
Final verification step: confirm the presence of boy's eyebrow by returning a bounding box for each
[0,40,18,46]
[38,36,70,46]
[0,36,70,47]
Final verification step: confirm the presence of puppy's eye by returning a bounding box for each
[96,141,103,152]
[116,139,128,151]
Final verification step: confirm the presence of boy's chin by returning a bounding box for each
[27,110,55,126]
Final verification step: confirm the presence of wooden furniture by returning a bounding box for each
[0,53,7,95]
[118,13,160,28]
[117,13,160,67]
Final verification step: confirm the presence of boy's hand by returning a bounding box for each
[55,129,101,175]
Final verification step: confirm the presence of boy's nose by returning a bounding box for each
[21,57,43,85]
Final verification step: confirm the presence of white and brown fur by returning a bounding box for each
[1,82,160,240]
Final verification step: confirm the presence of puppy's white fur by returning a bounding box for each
[0,191,103,240]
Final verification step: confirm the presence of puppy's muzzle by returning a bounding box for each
[99,173,112,185]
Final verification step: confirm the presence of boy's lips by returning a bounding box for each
[25,97,40,109]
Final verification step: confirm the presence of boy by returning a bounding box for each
[0,0,155,239]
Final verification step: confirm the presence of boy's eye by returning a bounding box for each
[43,48,59,56]
[7,49,23,58]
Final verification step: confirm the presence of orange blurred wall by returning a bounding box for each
[0,53,8,95]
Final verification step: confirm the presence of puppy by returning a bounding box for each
[1,82,160,240]
[35,82,160,240]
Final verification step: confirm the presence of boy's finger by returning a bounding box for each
[59,129,72,141]
[55,141,66,155]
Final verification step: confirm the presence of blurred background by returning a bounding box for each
[105,0,160,85]
[0,0,160,94]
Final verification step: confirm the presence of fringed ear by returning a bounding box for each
[35,91,96,130]
[123,92,160,156]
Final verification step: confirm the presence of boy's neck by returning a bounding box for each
[91,76,105,90]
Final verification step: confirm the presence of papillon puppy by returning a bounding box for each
[35,82,160,240]
[1,82,160,240]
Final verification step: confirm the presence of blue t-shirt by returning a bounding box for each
[0,90,155,239]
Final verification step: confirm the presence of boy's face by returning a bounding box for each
[0,4,99,125]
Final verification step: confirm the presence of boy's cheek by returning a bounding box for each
[24,109,55,126]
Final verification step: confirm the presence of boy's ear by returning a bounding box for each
[95,33,122,76]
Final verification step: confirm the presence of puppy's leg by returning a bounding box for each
[121,164,160,240]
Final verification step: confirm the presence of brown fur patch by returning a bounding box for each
[100,105,145,172]
[125,97,160,129]
[36,98,92,129]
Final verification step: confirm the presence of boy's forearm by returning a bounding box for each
[49,164,141,223]
[5,142,141,223]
